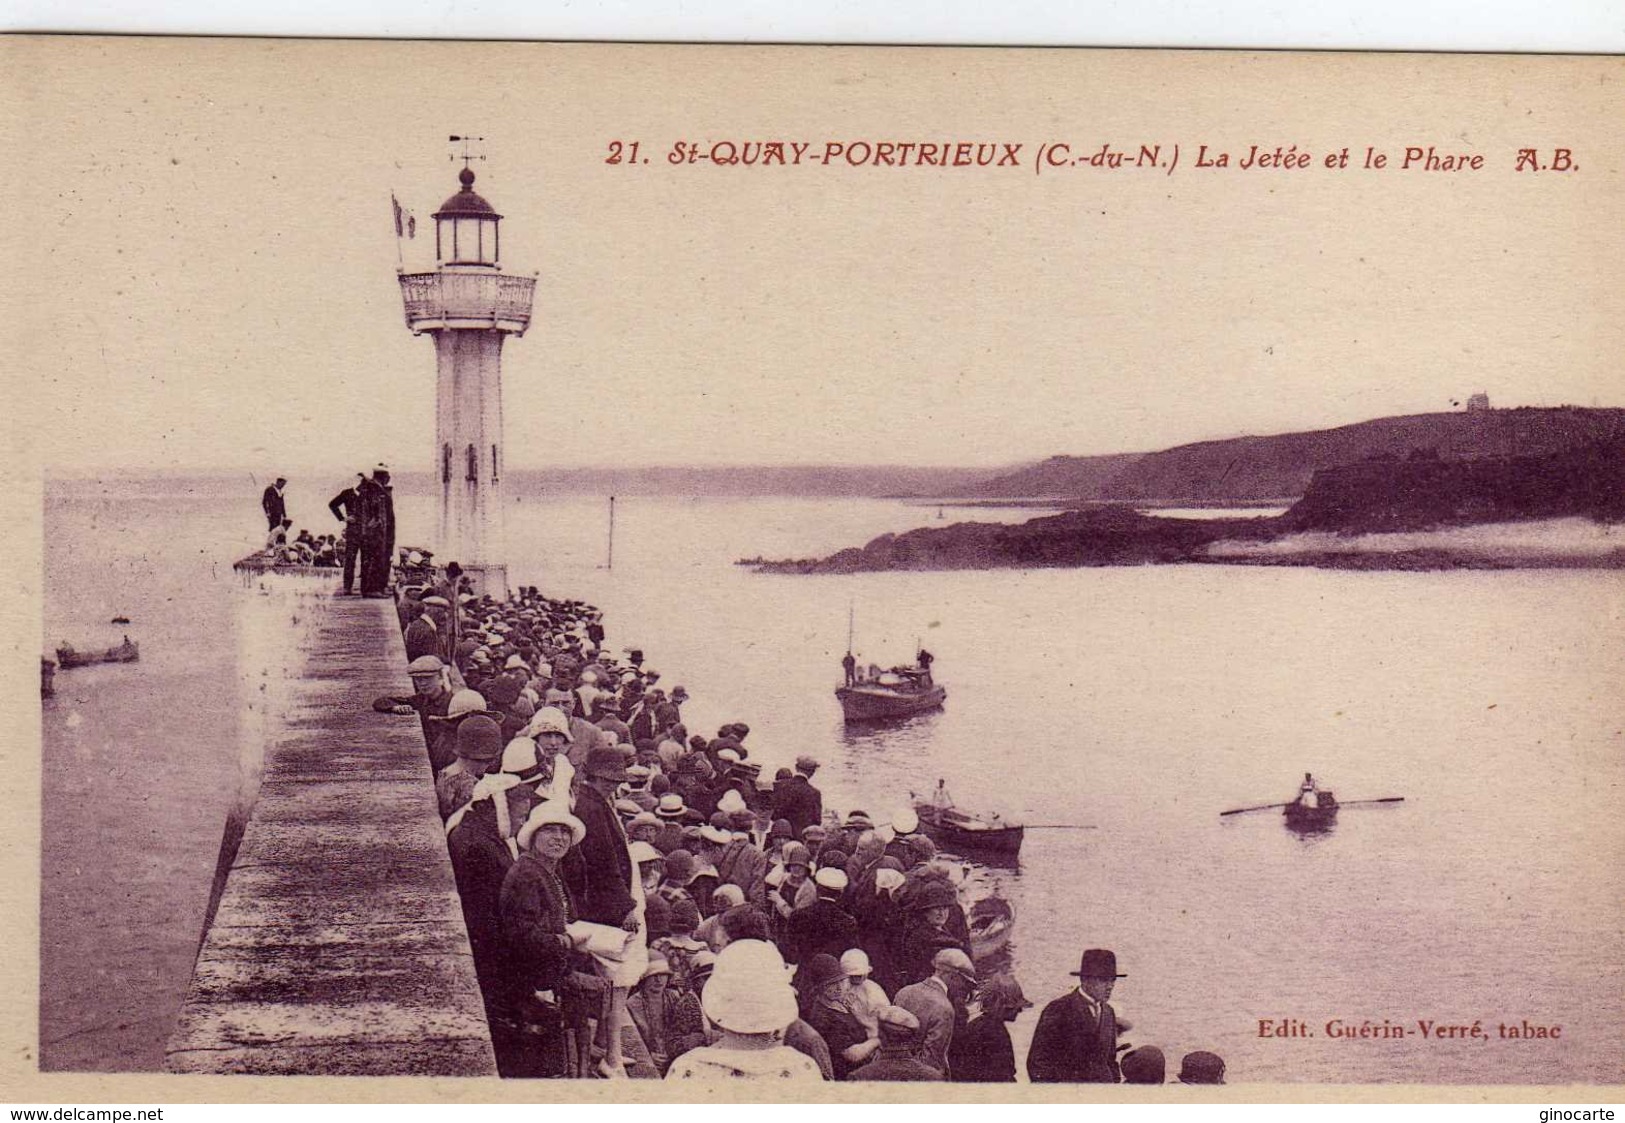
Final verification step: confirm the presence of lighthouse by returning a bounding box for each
[398,164,536,600]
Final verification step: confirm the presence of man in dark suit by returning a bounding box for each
[1026,948,1126,1083]
[772,755,824,837]
[261,477,287,530]
[327,474,363,594]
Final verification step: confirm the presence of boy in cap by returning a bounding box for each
[847,1006,944,1082]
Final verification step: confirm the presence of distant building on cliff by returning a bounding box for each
[1465,392,1492,412]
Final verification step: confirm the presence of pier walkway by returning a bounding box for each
[165,588,495,1076]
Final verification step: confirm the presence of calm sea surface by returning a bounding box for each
[41,481,1625,1082]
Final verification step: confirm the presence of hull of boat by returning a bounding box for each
[915,804,1025,855]
[1284,793,1338,830]
[836,683,946,722]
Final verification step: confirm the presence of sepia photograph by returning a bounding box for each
[5,36,1623,1103]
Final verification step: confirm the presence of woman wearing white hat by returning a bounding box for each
[498,801,588,1077]
[665,940,823,1082]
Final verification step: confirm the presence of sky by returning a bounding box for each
[8,41,1623,475]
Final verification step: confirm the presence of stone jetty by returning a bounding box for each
[165,569,494,1076]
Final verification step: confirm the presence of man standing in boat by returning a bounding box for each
[915,647,934,685]
[842,651,857,687]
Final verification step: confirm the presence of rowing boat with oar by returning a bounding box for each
[55,637,140,669]
[913,782,1025,856]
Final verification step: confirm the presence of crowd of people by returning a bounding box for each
[370,570,1229,1084]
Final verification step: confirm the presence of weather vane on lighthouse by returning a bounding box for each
[449,134,485,170]
[396,144,536,600]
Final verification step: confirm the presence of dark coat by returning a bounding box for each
[404,617,439,661]
[262,484,286,528]
[446,802,516,1009]
[948,1014,1016,1082]
[562,786,636,926]
[784,898,858,967]
[848,1048,945,1082]
[1026,990,1121,1083]
[772,775,823,837]
[498,852,574,999]
[805,1001,871,1080]
[328,485,358,525]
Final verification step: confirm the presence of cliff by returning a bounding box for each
[753,437,1625,574]
[966,407,1625,503]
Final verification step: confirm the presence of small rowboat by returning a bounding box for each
[914,798,1025,857]
[55,637,140,669]
[968,896,1015,961]
[1283,790,1338,831]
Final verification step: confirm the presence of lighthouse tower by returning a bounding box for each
[398,165,536,600]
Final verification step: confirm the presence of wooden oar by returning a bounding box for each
[1337,797,1405,807]
[1219,801,1291,817]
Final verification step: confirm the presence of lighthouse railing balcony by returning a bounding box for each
[399,271,536,335]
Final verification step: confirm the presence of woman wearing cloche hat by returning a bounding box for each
[496,801,587,1077]
[664,941,823,1082]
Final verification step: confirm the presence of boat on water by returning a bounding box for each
[836,668,946,722]
[55,636,140,669]
[913,782,1025,856]
[1284,789,1338,830]
[968,896,1015,961]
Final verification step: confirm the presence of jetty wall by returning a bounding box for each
[165,570,495,1076]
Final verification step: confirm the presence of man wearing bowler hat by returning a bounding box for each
[1026,948,1127,1083]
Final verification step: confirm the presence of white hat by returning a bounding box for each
[581,670,599,685]
[524,707,573,741]
[516,800,586,850]
[421,595,450,608]
[814,867,849,892]
[717,748,742,765]
[701,940,798,1034]
[699,825,733,845]
[875,869,906,894]
[446,689,488,718]
[710,883,746,910]
[628,841,663,865]
[504,654,527,670]
[500,736,538,774]
[536,661,552,677]
[716,789,747,814]
[892,808,919,835]
[840,949,873,977]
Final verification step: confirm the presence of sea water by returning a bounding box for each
[41,480,1625,1082]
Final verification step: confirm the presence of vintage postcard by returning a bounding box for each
[2,37,1622,1106]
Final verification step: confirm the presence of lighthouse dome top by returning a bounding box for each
[434,167,503,220]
